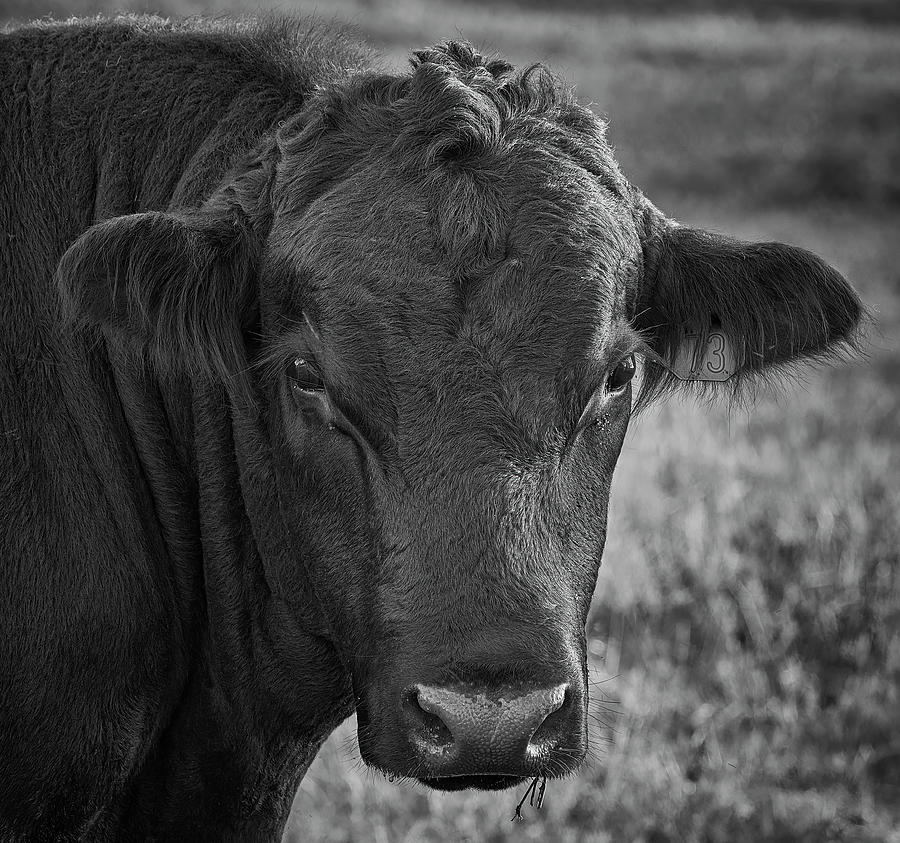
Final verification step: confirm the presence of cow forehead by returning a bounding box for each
[290,141,638,326]
[272,138,640,442]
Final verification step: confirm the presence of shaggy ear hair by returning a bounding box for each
[57,208,258,391]
[635,218,865,405]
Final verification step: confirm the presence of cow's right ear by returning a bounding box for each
[57,209,258,388]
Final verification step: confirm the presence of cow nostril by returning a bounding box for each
[527,685,572,756]
[402,688,453,748]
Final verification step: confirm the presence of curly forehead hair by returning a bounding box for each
[274,41,626,266]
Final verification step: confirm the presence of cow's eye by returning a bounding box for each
[287,357,325,393]
[606,354,636,392]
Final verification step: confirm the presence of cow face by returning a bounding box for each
[56,43,863,791]
[263,108,638,790]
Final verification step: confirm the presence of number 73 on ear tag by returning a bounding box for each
[672,330,738,382]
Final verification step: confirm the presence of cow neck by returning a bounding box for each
[125,382,353,837]
[191,380,353,729]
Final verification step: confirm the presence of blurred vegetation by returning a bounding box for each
[3,0,898,840]
[509,0,900,25]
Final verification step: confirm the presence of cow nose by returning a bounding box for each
[402,683,572,777]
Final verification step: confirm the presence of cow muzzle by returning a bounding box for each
[396,680,583,790]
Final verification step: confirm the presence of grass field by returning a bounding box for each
[4,1,899,840]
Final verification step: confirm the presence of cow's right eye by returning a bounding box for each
[287,357,325,394]
[606,354,636,393]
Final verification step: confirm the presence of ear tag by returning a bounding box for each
[672,329,738,382]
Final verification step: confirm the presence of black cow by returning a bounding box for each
[0,15,862,842]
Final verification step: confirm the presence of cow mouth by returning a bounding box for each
[418,774,524,792]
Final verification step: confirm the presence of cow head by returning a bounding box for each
[57,42,863,791]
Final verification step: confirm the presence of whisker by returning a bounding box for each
[511,776,547,822]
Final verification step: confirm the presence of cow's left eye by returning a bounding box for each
[288,357,325,393]
[606,354,636,392]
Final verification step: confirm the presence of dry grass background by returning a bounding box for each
[3,0,899,840]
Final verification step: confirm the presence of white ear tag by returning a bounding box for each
[672,329,738,382]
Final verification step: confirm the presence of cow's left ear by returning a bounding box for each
[57,207,258,388]
[634,215,865,402]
